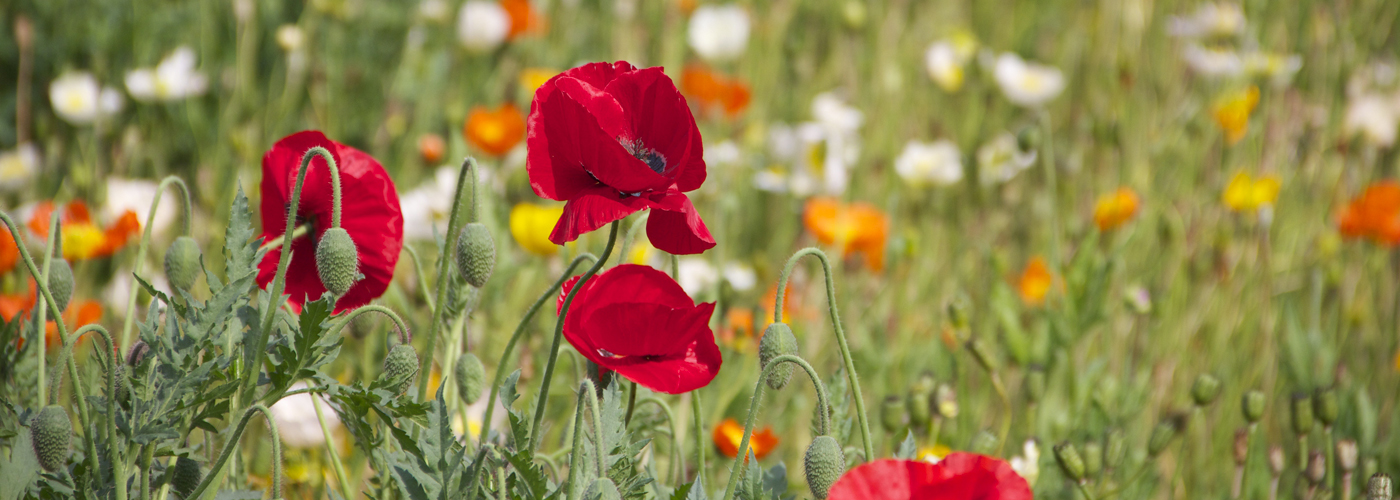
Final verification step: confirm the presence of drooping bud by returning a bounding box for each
[1025,366,1047,404]
[1313,387,1339,428]
[315,227,360,296]
[47,259,74,313]
[585,477,622,500]
[1267,445,1285,477]
[164,236,203,292]
[934,384,959,419]
[1053,442,1087,483]
[381,344,420,396]
[1337,440,1358,473]
[1148,420,1179,457]
[455,222,496,288]
[1190,374,1222,407]
[1291,392,1314,435]
[966,338,1000,372]
[1242,390,1266,424]
[758,323,798,390]
[30,405,71,472]
[970,431,999,455]
[126,341,151,368]
[880,396,905,433]
[453,353,486,405]
[1305,451,1326,486]
[171,456,203,499]
[1369,473,1393,500]
[1082,441,1103,478]
[803,436,845,499]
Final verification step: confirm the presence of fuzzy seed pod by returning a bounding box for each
[1025,367,1047,404]
[880,396,905,433]
[47,259,74,313]
[171,456,203,499]
[803,436,845,500]
[126,340,151,368]
[1082,441,1103,477]
[381,344,420,396]
[164,236,202,292]
[1369,473,1393,500]
[455,223,496,288]
[1242,390,1266,424]
[1054,442,1087,482]
[758,323,798,390]
[453,353,486,405]
[1314,388,1339,428]
[1291,393,1314,435]
[1147,421,1179,457]
[586,478,622,500]
[906,391,932,428]
[30,405,71,472]
[316,228,360,296]
[1190,374,1222,406]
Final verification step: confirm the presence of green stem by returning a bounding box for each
[566,380,608,498]
[478,253,596,446]
[257,224,309,252]
[1239,424,1257,500]
[624,381,637,427]
[402,244,436,311]
[188,404,282,500]
[140,444,154,500]
[529,221,620,447]
[636,396,685,485]
[1040,107,1061,266]
[1076,481,1098,500]
[720,354,831,500]
[691,391,706,485]
[773,247,875,461]
[312,386,354,497]
[35,212,56,406]
[990,373,1011,456]
[120,176,192,350]
[417,157,478,403]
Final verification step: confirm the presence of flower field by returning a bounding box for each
[0,0,1398,499]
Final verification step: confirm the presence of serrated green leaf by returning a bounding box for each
[895,432,917,459]
[223,183,262,281]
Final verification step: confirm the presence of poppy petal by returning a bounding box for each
[549,187,651,246]
[645,193,715,255]
[603,67,706,189]
[583,302,713,357]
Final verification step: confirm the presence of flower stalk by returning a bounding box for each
[417,157,478,403]
[720,354,832,500]
[119,175,192,350]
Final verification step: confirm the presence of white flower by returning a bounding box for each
[894,140,963,187]
[1344,94,1398,147]
[1243,52,1303,88]
[811,92,863,133]
[1181,44,1244,78]
[276,25,305,52]
[269,382,342,449]
[704,140,743,167]
[687,5,750,62]
[1168,3,1245,39]
[924,34,977,92]
[418,0,452,23]
[676,258,718,296]
[399,166,464,241]
[994,53,1065,107]
[103,177,180,236]
[457,1,511,52]
[0,143,39,191]
[50,72,123,125]
[977,132,1037,185]
[722,262,756,292]
[1009,440,1040,486]
[125,47,209,103]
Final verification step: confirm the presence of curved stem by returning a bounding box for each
[772,247,874,461]
[417,157,477,403]
[478,253,596,446]
[529,221,620,447]
[325,304,412,345]
[187,404,282,500]
[54,324,122,500]
[120,176,192,350]
[312,387,354,497]
[36,211,57,406]
[636,396,685,485]
[402,245,436,311]
[720,354,832,500]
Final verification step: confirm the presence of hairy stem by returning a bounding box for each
[720,354,832,500]
[120,176,192,350]
[417,157,478,403]
[188,405,282,500]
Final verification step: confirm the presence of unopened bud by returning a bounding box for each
[455,222,496,288]
[1103,429,1126,470]
[1025,366,1046,404]
[453,353,485,405]
[126,341,151,368]
[1016,125,1041,153]
[1291,393,1314,435]
[315,228,360,296]
[1190,374,1222,407]
[906,391,932,428]
[47,259,74,313]
[164,236,203,292]
[758,323,798,390]
[1369,473,1393,500]
[946,296,971,330]
[1337,440,1358,473]
[1231,429,1250,466]
[934,384,958,418]
[380,344,420,396]
[1081,441,1103,478]
[966,338,1000,372]
[803,436,845,499]
[880,396,905,433]
[1148,420,1180,457]
[1267,446,1285,477]
[1242,390,1266,424]
[1305,451,1326,485]
[1053,442,1087,482]
[1313,387,1339,428]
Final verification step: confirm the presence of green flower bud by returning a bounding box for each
[1082,441,1103,477]
[315,228,360,296]
[1313,387,1339,428]
[455,223,496,288]
[454,353,486,405]
[47,259,74,313]
[946,296,971,330]
[30,405,71,472]
[586,477,622,500]
[1242,390,1266,424]
[1148,420,1180,457]
[803,436,846,500]
[164,236,202,292]
[1369,473,1393,500]
[906,391,932,428]
[1291,392,1314,435]
[1103,429,1126,470]
[1054,442,1087,482]
[1190,373,1222,407]
[966,338,999,373]
[970,431,999,455]
[171,456,203,499]
[758,323,798,390]
[1016,125,1042,154]
[381,344,420,396]
[126,340,151,368]
[1025,366,1047,404]
[880,395,905,433]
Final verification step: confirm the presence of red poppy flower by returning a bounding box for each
[526,61,715,255]
[828,455,1032,500]
[556,264,720,393]
[257,131,404,313]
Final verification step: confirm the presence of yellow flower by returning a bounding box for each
[508,203,564,256]
[1222,172,1280,213]
[919,443,952,463]
[1213,86,1260,145]
[1092,187,1140,231]
[519,68,558,93]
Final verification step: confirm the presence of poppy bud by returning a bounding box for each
[30,405,71,472]
[758,323,798,390]
[1082,441,1103,477]
[803,436,845,499]
[315,227,360,296]
[1054,442,1087,482]
[880,395,905,433]
[455,222,496,288]
[966,338,999,372]
[1025,366,1046,404]
[907,392,932,428]
[1313,387,1339,428]
[1148,420,1179,457]
[1267,445,1285,477]
[1242,390,1266,424]
[1338,440,1358,473]
[934,384,959,419]
[1016,125,1041,154]
[454,353,486,405]
[1305,451,1326,486]
[1103,429,1126,470]
[381,344,420,396]
[1291,392,1314,435]
[1190,373,1222,407]
[127,341,151,368]
[970,431,999,455]
[47,259,74,313]
[164,236,202,293]
[1369,473,1393,500]
[586,477,622,500]
[171,456,203,499]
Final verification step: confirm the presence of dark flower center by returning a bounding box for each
[621,138,666,174]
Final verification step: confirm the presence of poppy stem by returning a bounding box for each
[691,391,706,485]
[635,396,685,484]
[417,157,478,404]
[529,220,620,448]
[401,244,435,310]
[256,224,310,252]
[185,405,282,500]
[478,253,597,447]
[566,380,608,499]
[624,381,637,426]
[720,354,831,500]
[120,176,193,351]
[34,211,56,407]
[311,385,354,497]
[773,247,876,462]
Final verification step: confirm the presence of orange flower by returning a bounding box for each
[501,0,546,38]
[28,201,141,260]
[418,133,446,164]
[1212,86,1259,145]
[1338,181,1400,246]
[803,197,889,271]
[713,418,779,459]
[720,308,756,348]
[1092,188,1140,231]
[0,281,36,323]
[464,103,526,156]
[0,224,19,274]
[1016,256,1054,306]
[680,64,751,117]
[1,281,102,352]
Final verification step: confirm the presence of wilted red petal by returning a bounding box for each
[646,193,715,255]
